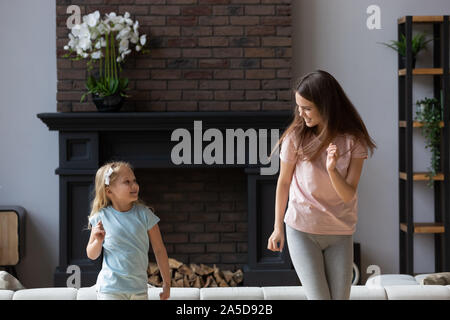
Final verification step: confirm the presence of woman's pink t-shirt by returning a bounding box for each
[280,131,368,235]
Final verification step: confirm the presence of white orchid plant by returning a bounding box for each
[63,11,149,102]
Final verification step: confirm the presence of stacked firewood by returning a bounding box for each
[147,258,244,288]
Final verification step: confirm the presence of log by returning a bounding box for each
[147,258,243,287]
[147,262,159,275]
[148,275,161,287]
[213,265,228,287]
[169,258,183,269]
[174,271,183,281]
[183,275,191,287]
[187,273,197,281]
[189,263,201,275]
[171,278,184,287]
[175,278,183,287]
[204,275,218,288]
[222,270,234,283]
[193,276,204,288]
[178,264,194,277]
[199,264,214,275]
[232,269,243,284]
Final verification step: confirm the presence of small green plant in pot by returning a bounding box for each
[63,11,149,111]
[379,32,433,69]
[415,97,442,187]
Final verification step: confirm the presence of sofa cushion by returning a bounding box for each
[349,285,387,300]
[262,286,306,300]
[365,274,418,287]
[200,287,264,300]
[0,290,15,300]
[261,286,387,300]
[13,288,78,300]
[414,273,433,285]
[384,285,450,300]
[77,286,202,300]
[148,287,200,300]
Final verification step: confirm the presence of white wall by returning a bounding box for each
[0,0,58,288]
[293,0,450,282]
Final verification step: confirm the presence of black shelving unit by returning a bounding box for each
[398,15,450,275]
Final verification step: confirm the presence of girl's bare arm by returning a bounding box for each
[86,221,105,260]
[148,224,171,286]
[86,231,103,260]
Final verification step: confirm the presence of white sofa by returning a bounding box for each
[1,274,449,300]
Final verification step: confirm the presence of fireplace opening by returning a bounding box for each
[135,167,248,273]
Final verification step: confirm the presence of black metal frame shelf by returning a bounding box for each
[398,15,450,274]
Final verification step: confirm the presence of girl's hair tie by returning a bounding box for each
[104,167,114,185]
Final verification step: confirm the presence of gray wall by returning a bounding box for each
[293,0,450,282]
[0,0,58,288]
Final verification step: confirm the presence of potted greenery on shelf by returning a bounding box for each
[379,32,433,69]
[63,11,149,112]
[415,97,442,187]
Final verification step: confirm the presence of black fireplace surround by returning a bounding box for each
[38,111,304,287]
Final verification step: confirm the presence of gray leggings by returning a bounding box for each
[286,224,353,300]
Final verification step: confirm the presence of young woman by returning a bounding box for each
[268,70,376,300]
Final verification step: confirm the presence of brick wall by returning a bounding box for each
[56,0,293,112]
[56,0,291,272]
[136,168,247,271]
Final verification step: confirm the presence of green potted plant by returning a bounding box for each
[63,11,149,112]
[379,32,433,69]
[415,97,442,187]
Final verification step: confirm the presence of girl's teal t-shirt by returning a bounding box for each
[89,203,160,294]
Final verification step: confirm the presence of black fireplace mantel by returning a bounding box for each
[38,111,293,131]
[37,111,300,287]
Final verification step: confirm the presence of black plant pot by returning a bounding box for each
[92,93,124,112]
[400,56,417,69]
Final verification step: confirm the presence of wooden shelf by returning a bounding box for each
[400,222,445,234]
[398,68,444,76]
[398,16,444,24]
[397,14,450,274]
[399,172,444,181]
[399,121,445,128]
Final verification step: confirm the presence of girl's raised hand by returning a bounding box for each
[326,143,339,171]
[93,221,106,242]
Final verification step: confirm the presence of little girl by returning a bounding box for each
[268,70,376,300]
[86,161,171,300]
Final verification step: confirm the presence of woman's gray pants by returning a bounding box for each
[286,224,354,300]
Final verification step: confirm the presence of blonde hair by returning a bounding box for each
[87,160,154,229]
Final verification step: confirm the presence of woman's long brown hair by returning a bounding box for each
[272,70,377,162]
